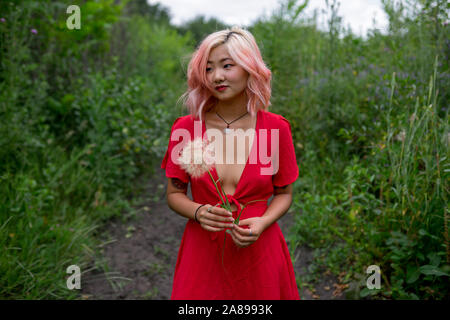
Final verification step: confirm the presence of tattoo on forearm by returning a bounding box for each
[171,178,187,190]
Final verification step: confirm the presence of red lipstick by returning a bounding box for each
[215,85,228,92]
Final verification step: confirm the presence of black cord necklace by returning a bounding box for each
[215,110,249,134]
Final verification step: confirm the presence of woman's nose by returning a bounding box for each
[213,69,225,83]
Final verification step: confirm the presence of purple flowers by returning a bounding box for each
[0,18,5,23]
[31,28,38,34]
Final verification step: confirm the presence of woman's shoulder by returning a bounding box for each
[260,109,291,128]
[170,114,196,130]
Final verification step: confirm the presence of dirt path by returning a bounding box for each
[80,169,345,300]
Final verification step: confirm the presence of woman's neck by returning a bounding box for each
[213,93,248,120]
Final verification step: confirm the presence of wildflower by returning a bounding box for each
[0,18,5,23]
[31,28,37,34]
[178,137,232,214]
[395,130,406,142]
[178,137,216,178]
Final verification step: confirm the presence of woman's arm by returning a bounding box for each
[230,184,293,248]
[261,184,293,230]
[166,177,198,221]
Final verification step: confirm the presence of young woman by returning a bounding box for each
[161,26,300,300]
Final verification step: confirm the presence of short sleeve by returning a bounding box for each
[272,117,299,187]
[160,117,190,184]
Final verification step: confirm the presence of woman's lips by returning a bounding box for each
[216,86,228,92]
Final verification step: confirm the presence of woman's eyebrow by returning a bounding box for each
[207,57,232,64]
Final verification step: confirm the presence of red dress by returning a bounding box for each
[161,109,300,300]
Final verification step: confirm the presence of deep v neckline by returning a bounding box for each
[203,109,260,197]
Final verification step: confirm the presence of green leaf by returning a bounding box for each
[359,287,371,298]
[360,287,379,298]
[427,252,441,266]
[419,265,449,277]
[406,267,420,284]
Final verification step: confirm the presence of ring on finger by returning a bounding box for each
[249,228,252,236]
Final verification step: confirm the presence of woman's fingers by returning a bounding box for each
[229,224,257,247]
[231,227,253,241]
[230,229,252,247]
[207,212,234,223]
[202,224,224,232]
[198,205,234,231]
[209,205,233,217]
[234,224,255,236]
[207,219,234,229]
[205,206,234,223]
[198,206,232,221]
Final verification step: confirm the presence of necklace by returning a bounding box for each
[215,110,249,134]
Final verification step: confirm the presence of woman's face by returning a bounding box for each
[206,44,249,101]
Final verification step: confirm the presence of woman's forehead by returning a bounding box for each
[207,45,232,63]
[207,57,232,64]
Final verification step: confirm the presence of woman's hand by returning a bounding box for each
[197,204,235,232]
[229,217,268,248]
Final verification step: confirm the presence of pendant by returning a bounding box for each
[224,127,232,134]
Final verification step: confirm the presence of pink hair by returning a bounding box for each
[178,26,272,121]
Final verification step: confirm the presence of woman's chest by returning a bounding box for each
[213,129,256,193]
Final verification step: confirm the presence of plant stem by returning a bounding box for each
[207,169,231,210]
[207,170,225,204]
[235,199,268,224]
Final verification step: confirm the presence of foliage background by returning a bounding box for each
[0,0,448,299]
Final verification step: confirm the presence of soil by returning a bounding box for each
[80,168,346,300]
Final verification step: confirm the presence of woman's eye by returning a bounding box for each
[206,64,232,72]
